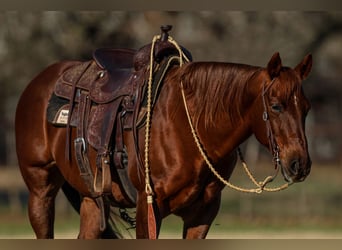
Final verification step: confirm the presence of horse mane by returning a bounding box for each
[179,62,261,129]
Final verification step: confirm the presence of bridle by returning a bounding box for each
[144,35,291,198]
[262,78,280,164]
[257,78,293,186]
[177,74,293,194]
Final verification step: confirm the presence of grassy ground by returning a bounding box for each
[0,163,341,238]
[162,163,342,238]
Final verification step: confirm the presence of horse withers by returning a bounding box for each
[15,41,312,238]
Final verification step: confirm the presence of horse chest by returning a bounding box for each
[166,177,223,213]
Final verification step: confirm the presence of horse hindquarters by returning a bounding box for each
[15,63,68,238]
[16,62,119,239]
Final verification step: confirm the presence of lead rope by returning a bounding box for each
[180,79,289,193]
[172,40,289,193]
[144,35,289,239]
[144,34,191,239]
[144,35,159,239]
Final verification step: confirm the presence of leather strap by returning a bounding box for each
[75,138,99,197]
[261,79,281,168]
[93,98,123,195]
[74,91,100,197]
[76,91,88,145]
[74,91,109,231]
[94,155,112,194]
[114,113,125,169]
[95,196,107,232]
[65,61,92,160]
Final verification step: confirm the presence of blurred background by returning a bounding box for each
[0,11,341,238]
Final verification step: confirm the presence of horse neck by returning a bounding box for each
[173,63,265,163]
[194,107,253,163]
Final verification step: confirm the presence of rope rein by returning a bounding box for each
[144,35,190,198]
[180,80,289,194]
[144,35,289,200]
[144,35,159,197]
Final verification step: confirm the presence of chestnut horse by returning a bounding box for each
[15,51,312,239]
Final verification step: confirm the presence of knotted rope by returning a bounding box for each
[172,36,290,194]
[143,34,290,238]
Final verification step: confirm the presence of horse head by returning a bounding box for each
[250,52,312,183]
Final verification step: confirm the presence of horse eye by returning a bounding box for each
[271,104,283,112]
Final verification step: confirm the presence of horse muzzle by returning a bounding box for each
[280,156,311,183]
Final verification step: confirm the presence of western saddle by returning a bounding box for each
[47,25,191,229]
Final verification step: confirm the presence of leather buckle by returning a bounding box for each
[75,137,86,152]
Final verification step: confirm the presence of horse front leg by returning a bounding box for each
[78,196,110,239]
[181,196,221,239]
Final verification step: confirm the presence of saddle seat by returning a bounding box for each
[55,49,137,105]
[93,48,136,70]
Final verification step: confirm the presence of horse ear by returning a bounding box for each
[267,52,282,79]
[295,54,312,80]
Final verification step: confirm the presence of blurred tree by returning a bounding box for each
[0,11,341,166]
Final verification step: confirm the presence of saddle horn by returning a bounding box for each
[160,25,172,41]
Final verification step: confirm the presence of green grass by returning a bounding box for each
[160,164,342,236]
[0,208,80,237]
[0,164,342,238]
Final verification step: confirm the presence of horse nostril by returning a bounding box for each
[289,160,300,175]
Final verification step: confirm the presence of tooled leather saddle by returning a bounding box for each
[47,25,192,206]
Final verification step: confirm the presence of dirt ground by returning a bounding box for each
[1,230,342,239]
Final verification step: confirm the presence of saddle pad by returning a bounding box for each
[47,93,77,126]
[130,55,182,129]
